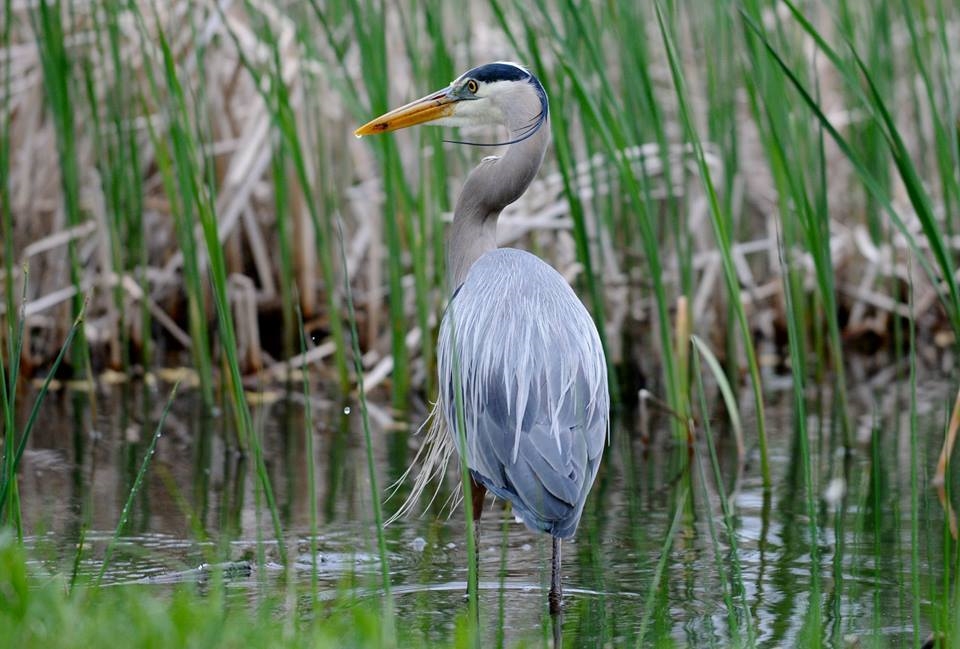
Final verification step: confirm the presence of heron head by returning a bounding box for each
[355,62,548,139]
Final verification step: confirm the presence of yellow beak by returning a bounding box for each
[354,88,457,137]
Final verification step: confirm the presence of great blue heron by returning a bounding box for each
[356,62,609,613]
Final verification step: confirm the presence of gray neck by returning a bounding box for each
[447,93,550,289]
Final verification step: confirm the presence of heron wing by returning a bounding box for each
[438,248,609,538]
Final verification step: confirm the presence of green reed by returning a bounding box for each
[1,0,14,349]
[95,382,178,586]
[635,486,687,646]
[738,0,853,448]
[0,294,84,528]
[125,1,216,409]
[900,0,960,245]
[539,62,618,404]
[743,2,960,340]
[132,1,286,561]
[693,1,741,385]
[6,3,958,419]
[576,8,677,416]
[537,0,621,350]
[692,337,754,647]
[493,0,757,446]
[388,0,450,401]
[655,1,769,487]
[30,0,91,380]
[489,2,593,402]
[226,0,351,391]
[334,218,396,645]
[177,18,286,563]
[0,277,26,533]
[339,0,412,411]
[84,1,132,373]
[297,304,320,602]
[836,0,893,247]
[776,228,822,645]
[908,282,922,648]
[106,0,151,370]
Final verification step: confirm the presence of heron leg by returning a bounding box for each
[470,475,486,522]
[469,476,486,593]
[549,536,563,615]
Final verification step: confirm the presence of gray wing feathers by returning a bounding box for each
[438,248,609,539]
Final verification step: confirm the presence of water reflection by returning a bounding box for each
[15,373,957,646]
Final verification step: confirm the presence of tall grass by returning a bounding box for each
[95,381,178,586]
[0,273,24,534]
[635,486,686,645]
[125,1,216,409]
[30,0,90,381]
[0,293,84,531]
[775,220,822,645]
[742,2,960,340]
[655,0,769,487]
[127,1,287,561]
[692,337,754,646]
[739,0,854,447]
[229,0,351,391]
[85,1,141,372]
[335,217,396,643]
[297,303,320,602]
[2,0,956,395]
[559,11,680,422]
[5,0,957,436]
[1,0,15,345]
[328,0,413,411]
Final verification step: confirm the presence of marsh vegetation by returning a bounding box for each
[3,0,960,646]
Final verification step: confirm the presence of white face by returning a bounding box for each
[432,62,533,129]
[431,80,520,128]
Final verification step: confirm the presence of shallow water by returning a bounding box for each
[15,367,957,647]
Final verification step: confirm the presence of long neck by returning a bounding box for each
[447,110,550,289]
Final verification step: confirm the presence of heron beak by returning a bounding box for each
[354,87,457,137]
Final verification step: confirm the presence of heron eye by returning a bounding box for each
[465,79,479,94]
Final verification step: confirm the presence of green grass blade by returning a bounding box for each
[96,381,180,586]
[334,218,395,644]
[691,335,744,461]
[0,0,14,348]
[297,303,319,602]
[0,299,85,522]
[691,346,754,646]
[555,54,682,424]
[130,0,287,561]
[774,222,822,642]
[0,272,27,527]
[908,260,921,648]
[851,50,960,335]
[636,486,687,646]
[30,0,90,380]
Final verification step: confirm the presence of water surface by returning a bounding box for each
[16,369,955,647]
